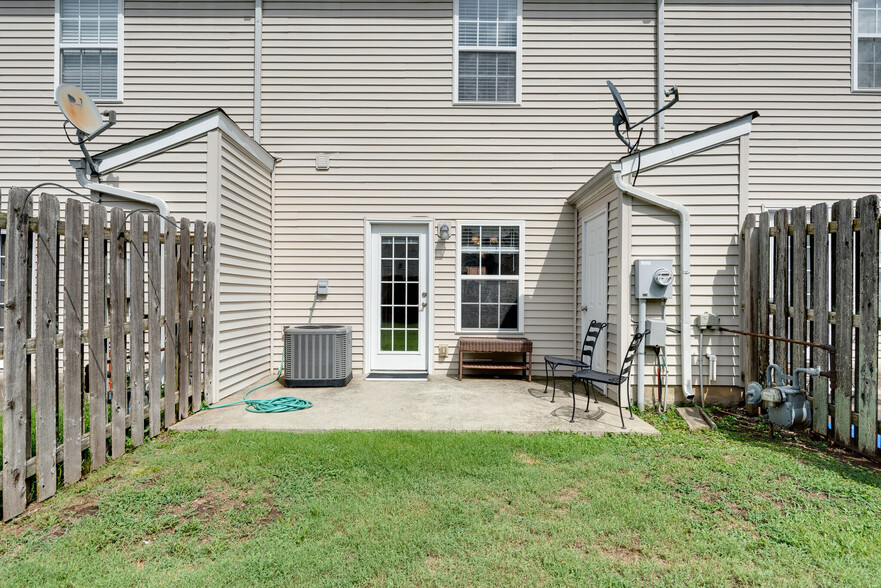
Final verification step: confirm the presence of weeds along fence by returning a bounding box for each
[1,186,216,520]
[740,194,880,460]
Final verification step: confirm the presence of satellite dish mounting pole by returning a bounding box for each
[607,80,679,154]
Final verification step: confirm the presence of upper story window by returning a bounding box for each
[854,0,881,91]
[56,0,123,101]
[457,222,524,332]
[454,0,521,104]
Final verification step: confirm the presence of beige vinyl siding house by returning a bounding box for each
[0,0,879,400]
[53,110,276,402]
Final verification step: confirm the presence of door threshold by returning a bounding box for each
[366,372,429,381]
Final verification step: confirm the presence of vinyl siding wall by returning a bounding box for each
[0,1,255,196]
[571,141,745,398]
[2,0,880,386]
[261,0,657,374]
[625,142,744,396]
[215,131,274,397]
[664,0,881,210]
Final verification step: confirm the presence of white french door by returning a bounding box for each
[367,222,430,372]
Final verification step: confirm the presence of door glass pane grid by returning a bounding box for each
[380,236,420,351]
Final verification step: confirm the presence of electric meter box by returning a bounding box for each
[634,259,674,299]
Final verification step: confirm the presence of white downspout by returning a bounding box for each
[656,0,665,144]
[613,169,694,405]
[254,0,263,143]
[71,159,170,218]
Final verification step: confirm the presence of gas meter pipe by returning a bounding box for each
[717,326,836,388]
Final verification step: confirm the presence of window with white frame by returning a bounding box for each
[454,0,521,103]
[457,223,524,331]
[855,0,881,90]
[57,0,122,101]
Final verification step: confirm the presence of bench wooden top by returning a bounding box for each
[459,337,533,353]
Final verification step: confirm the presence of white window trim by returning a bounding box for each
[452,0,523,105]
[455,220,526,334]
[54,0,125,103]
[852,0,881,93]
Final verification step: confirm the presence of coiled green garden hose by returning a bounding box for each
[206,351,312,413]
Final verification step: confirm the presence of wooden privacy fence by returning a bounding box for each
[1,186,216,520]
[741,194,880,460]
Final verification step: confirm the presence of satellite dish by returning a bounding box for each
[56,84,105,137]
[55,84,117,176]
[607,80,630,129]
[606,80,679,154]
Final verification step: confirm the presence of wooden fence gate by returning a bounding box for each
[741,194,880,460]
[1,186,216,520]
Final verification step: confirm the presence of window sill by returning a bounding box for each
[851,88,881,95]
[452,101,521,107]
[456,330,525,337]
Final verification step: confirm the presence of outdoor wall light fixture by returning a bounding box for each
[438,223,451,240]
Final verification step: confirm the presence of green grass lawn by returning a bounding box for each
[1,411,880,587]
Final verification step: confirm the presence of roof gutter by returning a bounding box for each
[70,159,170,218]
[612,166,694,405]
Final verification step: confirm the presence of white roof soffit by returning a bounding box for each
[93,108,276,175]
[616,111,759,177]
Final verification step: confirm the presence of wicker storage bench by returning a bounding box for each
[458,337,533,381]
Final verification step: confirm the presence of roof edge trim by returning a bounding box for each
[93,108,276,175]
[616,111,758,177]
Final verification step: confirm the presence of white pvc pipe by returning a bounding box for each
[613,169,694,402]
[72,160,170,218]
[637,298,646,410]
[656,0,666,144]
[254,0,263,143]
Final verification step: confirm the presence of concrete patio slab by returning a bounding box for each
[172,375,659,436]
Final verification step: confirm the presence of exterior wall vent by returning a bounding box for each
[283,325,353,387]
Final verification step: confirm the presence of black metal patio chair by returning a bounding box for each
[570,329,648,428]
[543,320,607,403]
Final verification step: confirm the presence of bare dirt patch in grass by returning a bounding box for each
[515,452,539,465]
[555,486,579,502]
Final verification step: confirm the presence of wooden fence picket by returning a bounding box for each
[164,219,178,427]
[790,207,807,391]
[147,215,162,437]
[178,218,191,420]
[773,208,789,372]
[809,203,830,437]
[191,221,205,412]
[109,208,127,459]
[831,199,854,446]
[35,193,60,501]
[130,212,146,446]
[856,194,879,454]
[3,187,32,520]
[62,198,84,486]
[757,212,771,376]
[88,204,107,470]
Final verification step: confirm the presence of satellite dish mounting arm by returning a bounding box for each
[610,82,679,153]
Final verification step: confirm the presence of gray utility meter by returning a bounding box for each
[634,259,674,299]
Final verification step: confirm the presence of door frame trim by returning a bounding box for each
[363,218,435,375]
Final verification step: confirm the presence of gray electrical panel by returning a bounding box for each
[644,319,667,347]
[634,259,674,299]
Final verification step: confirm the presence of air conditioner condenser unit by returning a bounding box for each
[283,325,352,387]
